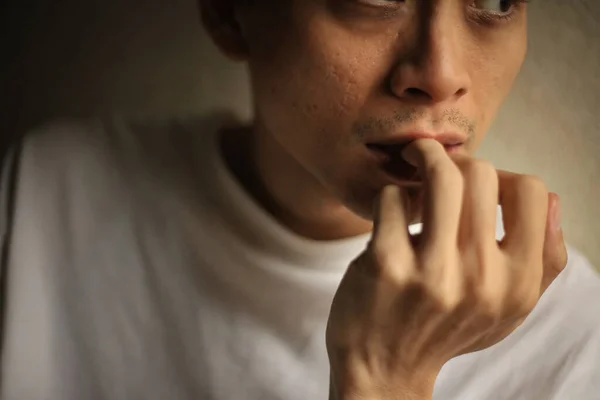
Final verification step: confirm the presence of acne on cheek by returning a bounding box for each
[285,59,362,120]
[323,60,365,116]
[264,30,368,123]
[325,42,391,114]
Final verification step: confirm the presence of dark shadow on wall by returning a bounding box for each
[1,0,55,157]
[0,0,219,161]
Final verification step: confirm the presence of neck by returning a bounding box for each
[220,123,373,241]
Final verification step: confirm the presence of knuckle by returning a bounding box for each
[368,241,416,284]
[434,163,464,192]
[423,261,464,311]
[442,287,463,311]
[461,159,498,185]
[424,286,460,312]
[515,174,548,198]
[369,241,396,273]
[475,287,505,317]
[510,287,540,316]
[469,242,497,269]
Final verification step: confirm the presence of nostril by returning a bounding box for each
[405,87,429,99]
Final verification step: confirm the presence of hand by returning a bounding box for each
[326,139,568,400]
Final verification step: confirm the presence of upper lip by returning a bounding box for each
[366,132,467,147]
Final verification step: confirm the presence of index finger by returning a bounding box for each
[401,139,463,255]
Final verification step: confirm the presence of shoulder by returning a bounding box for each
[3,112,243,240]
[17,118,131,186]
[13,112,236,193]
[18,117,189,177]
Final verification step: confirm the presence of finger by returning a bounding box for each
[541,193,568,295]
[454,157,499,250]
[371,185,415,261]
[497,170,548,262]
[453,158,504,307]
[401,139,463,255]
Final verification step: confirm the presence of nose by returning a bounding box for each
[389,23,471,104]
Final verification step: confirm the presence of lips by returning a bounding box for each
[366,140,465,182]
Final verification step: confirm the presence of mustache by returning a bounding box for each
[351,108,476,142]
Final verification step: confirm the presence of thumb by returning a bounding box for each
[541,192,568,295]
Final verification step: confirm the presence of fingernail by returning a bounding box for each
[401,144,418,166]
[553,194,562,232]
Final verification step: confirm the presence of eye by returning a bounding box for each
[355,0,405,7]
[471,0,524,14]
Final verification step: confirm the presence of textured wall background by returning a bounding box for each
[1,0,598,269]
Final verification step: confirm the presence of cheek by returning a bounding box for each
[255,48,366,126]
[247,13,380,149]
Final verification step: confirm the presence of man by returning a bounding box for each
[1,0,599,399]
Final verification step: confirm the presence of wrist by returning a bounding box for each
[329,369,436,400]
[334,386,433,400]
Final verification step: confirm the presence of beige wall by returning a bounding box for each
[2,0,599,269]
[481,1,600,270]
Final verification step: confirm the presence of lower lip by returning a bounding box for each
[367,144,463,183]
[444,144,463,155]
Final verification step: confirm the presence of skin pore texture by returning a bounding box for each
[201,0,528,241]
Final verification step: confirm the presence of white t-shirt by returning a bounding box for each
[1,115,599,400]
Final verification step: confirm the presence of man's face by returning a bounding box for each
[237,0,527,219]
